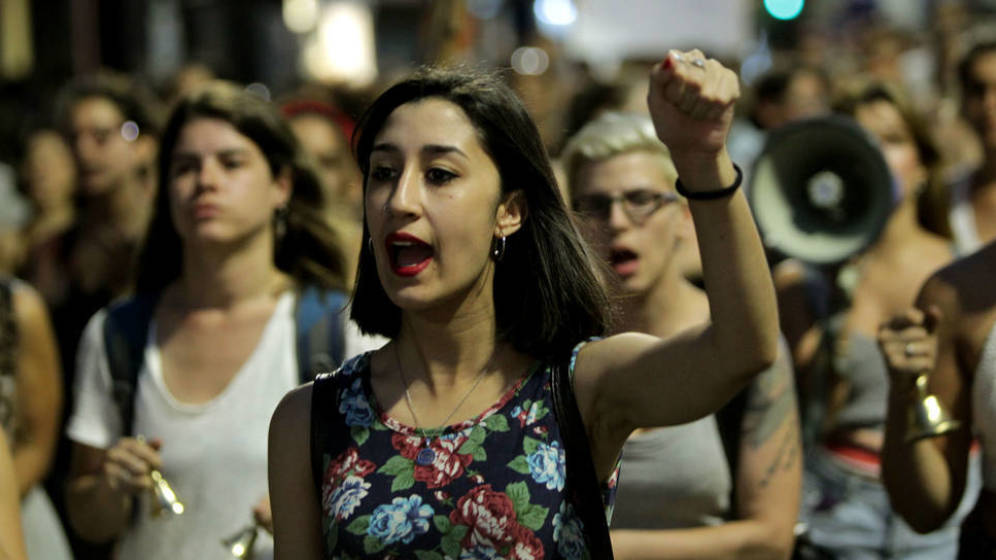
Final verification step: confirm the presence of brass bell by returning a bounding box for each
[905,373,961,443]
[149,469,185,516]
[135,435,184,517]
[221,524,259,558]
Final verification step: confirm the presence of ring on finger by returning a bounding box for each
[691,58,706,69]
[904,342,916,357]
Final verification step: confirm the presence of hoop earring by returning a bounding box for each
[367,237,374,252]
[491,235,506,262]
[274,206,288,240]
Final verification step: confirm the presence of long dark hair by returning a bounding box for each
[134,81,348,294]
[350,67,610,360]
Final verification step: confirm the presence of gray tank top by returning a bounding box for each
[830,330,891,431]
[950,173,983,256]
[611,415,731,529]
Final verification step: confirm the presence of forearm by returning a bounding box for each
[881,388,961,532]
[612,520,793,560]
[681,151,779,371]
[66,474,134,542]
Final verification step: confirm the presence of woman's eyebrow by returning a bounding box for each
[370,142,468,160]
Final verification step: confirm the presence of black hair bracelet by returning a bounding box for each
[675,163,743,200]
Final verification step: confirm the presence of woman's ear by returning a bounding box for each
[495,190,528,237]
[274,167,294,208]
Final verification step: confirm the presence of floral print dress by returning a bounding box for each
[313,346,619,560]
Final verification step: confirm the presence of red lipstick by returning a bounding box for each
[385,232,434,277]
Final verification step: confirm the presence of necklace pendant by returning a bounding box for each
[416,446,437,466]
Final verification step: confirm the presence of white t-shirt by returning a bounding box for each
[66,292,384,560]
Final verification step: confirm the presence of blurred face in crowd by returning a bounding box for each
[783,71,829,123]
[23,130,76,211]
[572,150,689,295]
[364,98,521,312]
[167,118,290,248]
[962,51,996,151]
[67,96,141,195]
[289,114,361,211]
[855,99,927,201]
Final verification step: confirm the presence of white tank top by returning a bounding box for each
[972,319,996,490]
[950,174,983,256]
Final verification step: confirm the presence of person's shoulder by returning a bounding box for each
[772,258,819,293]
[914,250,994,354]
[271,382,314,434]
[919,243,996,314]
[9,280,50,330]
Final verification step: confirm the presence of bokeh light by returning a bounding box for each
[764,0,805,21]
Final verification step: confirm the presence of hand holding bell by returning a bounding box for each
[878,307,961,442]
[134,436,184,517]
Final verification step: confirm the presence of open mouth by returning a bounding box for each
[609,248,639,277]
[386,232,434,277]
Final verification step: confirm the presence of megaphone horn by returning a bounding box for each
[748,116,896,265]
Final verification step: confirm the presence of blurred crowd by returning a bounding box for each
[4,0,996,559]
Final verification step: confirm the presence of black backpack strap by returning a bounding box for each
[295,287,348,383]
[310,372,335,498]
[551,353,615,560]
[310,368,352,500]
[102,294,158,437]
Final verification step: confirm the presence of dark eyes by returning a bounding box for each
[368,166,457,184]
[168,158,244,177]
[426,168,457,184]
[370,166,398,182]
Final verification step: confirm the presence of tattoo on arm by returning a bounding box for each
[741,356,801,488]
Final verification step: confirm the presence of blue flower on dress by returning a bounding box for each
[339,377,374,428]
[367,495,433,545]
[553,502,586,560]
[527,440,565,491]
[329,476,371,520]
[460,545,502,559]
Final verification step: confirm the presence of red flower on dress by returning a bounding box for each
[449,484,520,549]
[391,433,423,460]
[412,436,475,488]
[321,447,375,508]
[510,524,545,560]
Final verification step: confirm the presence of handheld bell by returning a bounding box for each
[149,469,185,516]
[134,435,185,517]
[748,116,896,265]
[221,524,259,558]
[905,373,961,443]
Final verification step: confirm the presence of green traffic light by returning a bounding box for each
[764,0,804,20]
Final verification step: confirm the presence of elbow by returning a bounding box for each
[882,479,953,534]
[65,482,125,544]
[738,520,796,560]
[742,337,779,379]
[892,502,952,535]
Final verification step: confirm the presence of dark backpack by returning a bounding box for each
[103,285,348,435]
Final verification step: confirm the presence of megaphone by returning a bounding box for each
[748,116,896,265]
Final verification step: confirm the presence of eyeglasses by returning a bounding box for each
[573,189,679,225]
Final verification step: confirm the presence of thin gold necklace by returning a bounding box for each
[394,343,491,466]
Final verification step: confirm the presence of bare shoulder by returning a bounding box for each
[772,259,808,292]
[270,383,314,437]
[918,245,996,317]
[919,245,996,360]
[572,332,659,377]
[10,281,48,329]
